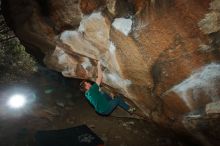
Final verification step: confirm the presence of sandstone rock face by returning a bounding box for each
[2,0,220,145]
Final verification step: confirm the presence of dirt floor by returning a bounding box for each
[0,69,197,146]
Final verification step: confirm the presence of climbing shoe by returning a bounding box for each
[128,107,136,114]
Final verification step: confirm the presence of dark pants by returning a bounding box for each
[101,92,130,115]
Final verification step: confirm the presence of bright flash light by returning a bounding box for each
[7,94,26,108]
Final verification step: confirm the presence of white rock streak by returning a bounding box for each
[108,41,120,72]
[105,72,132,89]
[59,29,99,60]
[171,63,220,109]
[60,11,107,59]
[109,41,116,54]
[81,58,92,70]
[112,17,133,36]
[60,30,79,41]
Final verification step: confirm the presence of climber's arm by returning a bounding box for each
[96,61,103,86]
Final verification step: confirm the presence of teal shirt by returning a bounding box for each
[85,83,109,113]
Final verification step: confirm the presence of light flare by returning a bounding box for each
[7,94,26,108]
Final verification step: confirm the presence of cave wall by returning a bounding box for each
[2,0,220,145]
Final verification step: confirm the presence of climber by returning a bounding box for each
[80,61,136,116]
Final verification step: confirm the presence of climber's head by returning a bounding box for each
[80,80,92,92]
